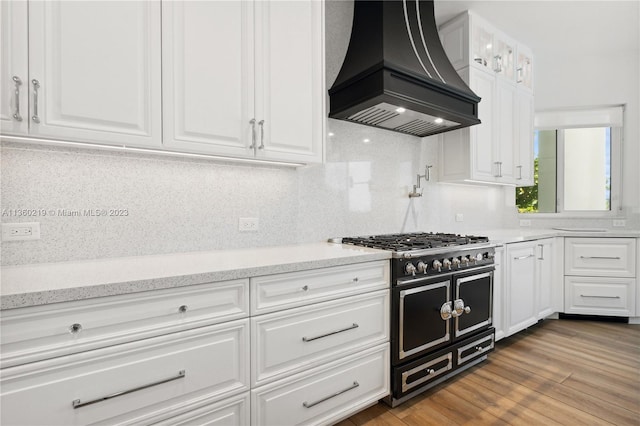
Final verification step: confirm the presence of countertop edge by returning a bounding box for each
[0,250,391,310]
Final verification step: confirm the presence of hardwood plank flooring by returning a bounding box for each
[335,319,640,426]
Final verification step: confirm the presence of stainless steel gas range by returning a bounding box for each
[337,232,496,407]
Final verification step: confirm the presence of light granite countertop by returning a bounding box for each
[0,243,390,310]
[482,228,640,245]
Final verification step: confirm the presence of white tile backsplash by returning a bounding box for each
[1,119,513,265]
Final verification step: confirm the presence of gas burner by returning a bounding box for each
[341,232,489,252]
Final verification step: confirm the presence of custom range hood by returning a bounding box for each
[329,0,480,137]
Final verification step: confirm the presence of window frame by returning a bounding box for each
[517,106,624,218]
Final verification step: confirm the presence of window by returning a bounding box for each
[516,106,623,215]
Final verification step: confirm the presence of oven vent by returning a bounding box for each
[348,107,399,126]
[394,119,446,136]
[344,102,458,137]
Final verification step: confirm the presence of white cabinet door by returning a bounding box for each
[0,0,28,135]
[536,238,555,319]
[492,246,505,341]
[28,1,161,147]
[254,0,323,163]
[505,242,537,336]
[495,79,517,183]
[468,68,496,181]
[162,1,254,158]
[515,90,534,186]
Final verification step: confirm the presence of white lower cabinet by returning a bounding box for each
[251,344,389,426]
[0,260,389,425]
[250,260,390,425]
[503,238,558,338]
[505,242,537,336]
[0,319,249,426]
[564,237,637,317]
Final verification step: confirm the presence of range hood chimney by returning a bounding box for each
[328,0,480,137]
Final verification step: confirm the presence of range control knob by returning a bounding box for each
[443,258,452,270]
[432,259,442,272]
[405,263,417,276]
[461,256,470,266]
[475,253,484,262]
[452,257,461,268]
[417,261,428,274]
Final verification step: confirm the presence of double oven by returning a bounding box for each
[340,233,495,407]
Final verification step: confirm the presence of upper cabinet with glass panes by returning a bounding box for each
[439,11,533,91]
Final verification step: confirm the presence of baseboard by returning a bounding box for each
[558,313,629,323]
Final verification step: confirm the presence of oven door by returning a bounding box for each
[453,266,493,339]
[393,276,451,365]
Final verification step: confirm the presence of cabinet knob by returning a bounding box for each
[69,323,83,334]
[178,305,188,313]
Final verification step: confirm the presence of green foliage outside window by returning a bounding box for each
[516,157,539,213]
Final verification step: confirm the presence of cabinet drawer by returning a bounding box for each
[251,290,389,386]
[251,344,389,426]
[564,238,636,277]
[565,277,636,317]
[152,392,249,426]
[0,319,249,426]
[0,279,248,368]
[251,261,389,315]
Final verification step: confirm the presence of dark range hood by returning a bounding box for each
[328,0,481,137]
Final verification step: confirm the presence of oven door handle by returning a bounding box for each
[440,301,453,320]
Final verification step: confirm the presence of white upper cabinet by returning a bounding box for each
[438,11,534,186]
[162,1,254,157]
[163,0,324,164]
[27,1,162,147]
[2,0,323,165]
[1,1,28,135]
[254,1,323,163]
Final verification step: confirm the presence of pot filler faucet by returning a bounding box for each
[409,165,433,198]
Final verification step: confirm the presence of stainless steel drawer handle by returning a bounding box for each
[72,370,185,409]
[249,118,257,150]
[579,256,621,260]
[514,254,535,260]
[258,119,265,149]
[302,323,359,342]
[11,76,23,121]
[302,381,359,408]
[580,294,621,299]
[31,79,41,123]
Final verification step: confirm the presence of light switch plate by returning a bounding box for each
[239,217,259,232]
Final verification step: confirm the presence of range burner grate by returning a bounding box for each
[341,232,489,252]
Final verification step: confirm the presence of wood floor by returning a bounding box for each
[336,319,640,426]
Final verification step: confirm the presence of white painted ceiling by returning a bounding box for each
[433,0,640,55]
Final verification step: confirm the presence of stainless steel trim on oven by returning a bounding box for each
[455,270,493,338]
[401,353,452,392]
[399,280,450,360]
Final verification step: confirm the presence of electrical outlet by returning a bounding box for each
[239,217,259,232]
[612,219,626,227]
[455,213,464,222]
[2,222,41,241]
[519,219,531,227]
